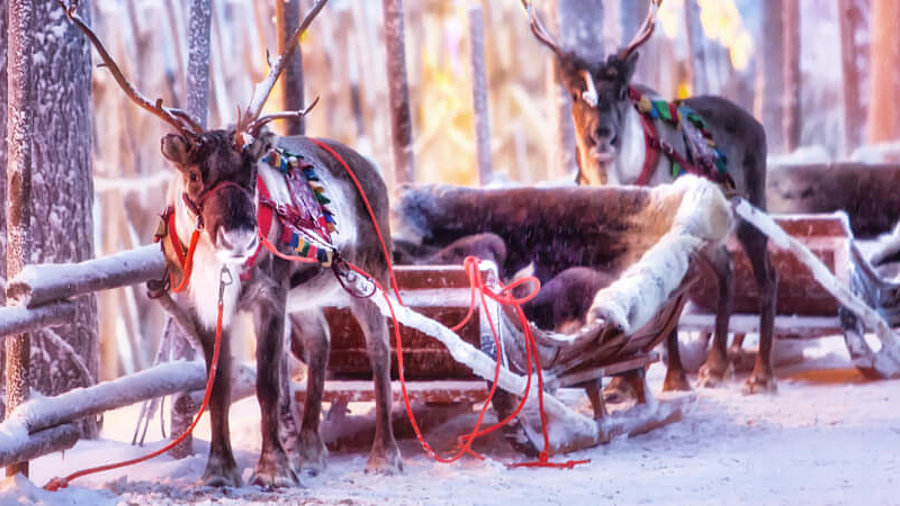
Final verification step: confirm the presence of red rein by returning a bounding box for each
[45,268,232,491]
[44,141,585,491]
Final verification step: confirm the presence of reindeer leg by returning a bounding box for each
[291,310,330,476]
[198,324,242,487]
[737,222,778,393]
[662,327,691,391]
[698,245,735,388]
[251,274,299,488]
[350,296,403,474]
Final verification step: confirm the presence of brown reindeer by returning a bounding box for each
[61,0,402,488]
[523,0,777,394]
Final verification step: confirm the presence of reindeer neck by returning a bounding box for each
[165,176,243,330]
[611,103,649,186]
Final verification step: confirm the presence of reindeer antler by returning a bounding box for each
[238,0,329,139]
[619,0,663,60]
[58,0,203,137]
[519,0,564,57]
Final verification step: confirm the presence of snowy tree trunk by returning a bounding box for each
[5,0,34,478]
[866,0,900,144]
[0,0,8,309]
[277,0,305,136]
[468,6,492,186]
[619,0,654,84]
[26,0,99,440]
[382,0,415,186]
[169,0,212,460]
[782,0,801,152]
[757,0,786,154]
[839,0,867,154]
[684,0,709,96]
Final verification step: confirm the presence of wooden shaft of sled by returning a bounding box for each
[733,199,900,349]
[7,245,166,308]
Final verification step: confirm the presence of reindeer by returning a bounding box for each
[61,0,402,487]
[523,0,777,394]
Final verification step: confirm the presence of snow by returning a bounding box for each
[2,335,899,504]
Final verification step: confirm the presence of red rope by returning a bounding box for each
[44,269,230,491]
[309,139,404,305]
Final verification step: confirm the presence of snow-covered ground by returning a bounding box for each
[3,335,900,505]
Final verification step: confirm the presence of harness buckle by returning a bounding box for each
[218,266,234,305]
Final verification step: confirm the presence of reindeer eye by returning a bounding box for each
[188,171,199,183]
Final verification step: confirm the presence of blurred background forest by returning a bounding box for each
[14,0,894,381]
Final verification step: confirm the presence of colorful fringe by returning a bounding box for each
[262,148,338,266]
[634,95,730,183]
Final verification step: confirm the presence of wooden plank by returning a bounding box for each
[557,353,658,388]
[679,310,842,337]
[295,380,489,405]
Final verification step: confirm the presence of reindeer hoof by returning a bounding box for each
[662,370,691,392]
[201,454,242,488]
[743,375,777,395]
[251,449,300,489]
[697,362,732,388]
[295,429,328,477]
[602,376,636,404]
[365,444,403,475]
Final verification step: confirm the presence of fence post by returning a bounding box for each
[5,0,34,478]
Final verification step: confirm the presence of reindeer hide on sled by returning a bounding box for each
[396,176,733,391]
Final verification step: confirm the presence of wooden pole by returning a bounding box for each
[382,0,415,185]
[6,0,34,479]
[782,0,801,152]
[838,0,866,155]
[468,6,492,186]
[277,0,305,136]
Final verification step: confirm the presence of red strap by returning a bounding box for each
[634,114,661,186]
[167,206,186,267]
[241,175,273,278]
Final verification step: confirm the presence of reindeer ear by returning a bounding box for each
[161,134,192,167]
[622,51,640,82]
[246,131,275,160]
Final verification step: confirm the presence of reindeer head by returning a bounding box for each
[60,0,326,264]
[523,0,660,185]
[161,130,272,262]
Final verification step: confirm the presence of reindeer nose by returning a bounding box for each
[216,227,259,262]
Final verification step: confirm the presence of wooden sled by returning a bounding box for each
[388,175,732,455]
[680,212,852,339]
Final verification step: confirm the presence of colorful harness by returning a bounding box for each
[256,148,337,267]
[628,86,735,191]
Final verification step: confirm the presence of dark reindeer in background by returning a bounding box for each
[524,0,777,393]
[62,0,401,488]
